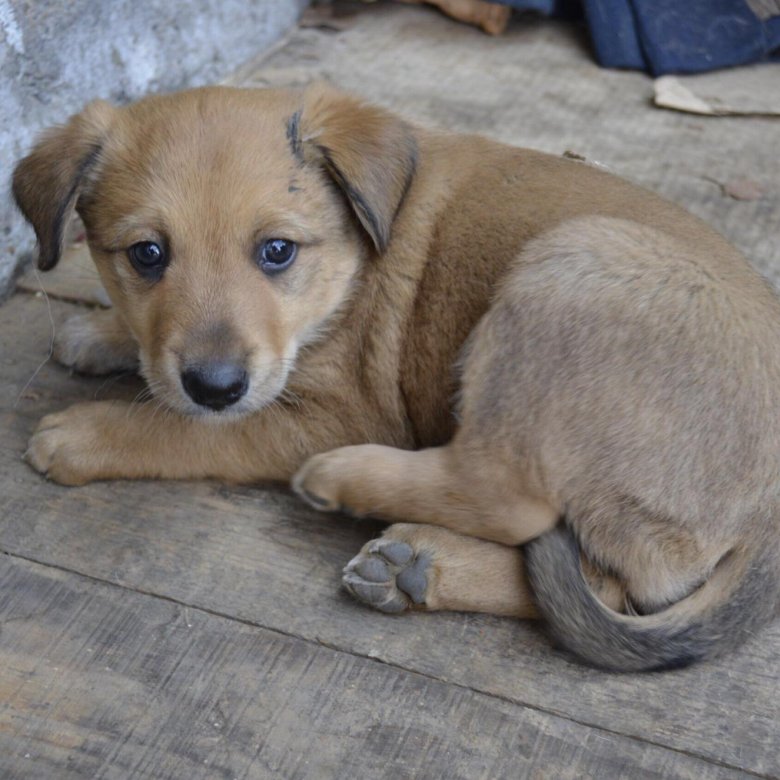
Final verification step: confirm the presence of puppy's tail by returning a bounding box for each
[524,523,779,672]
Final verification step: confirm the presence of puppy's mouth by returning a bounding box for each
[139,350,294,420]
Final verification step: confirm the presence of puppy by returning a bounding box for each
[13,85,780,671]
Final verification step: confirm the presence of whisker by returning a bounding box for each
[278,387,303,408]
[130,387,152,405]
[93,369,137,400]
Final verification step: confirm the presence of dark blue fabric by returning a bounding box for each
[498,0,577,14]
[496,0,780,75]
[581,0,644,69]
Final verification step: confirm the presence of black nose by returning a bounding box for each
[181,363,249,410]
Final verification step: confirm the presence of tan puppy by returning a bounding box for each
[13,85,780,671]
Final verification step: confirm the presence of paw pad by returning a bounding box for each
[343,538,430,613]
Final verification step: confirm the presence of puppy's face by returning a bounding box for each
[13,86,417,417]
[82,89,364,418]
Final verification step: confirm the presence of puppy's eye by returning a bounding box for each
[258,239,297,275]
[128,241,167,279]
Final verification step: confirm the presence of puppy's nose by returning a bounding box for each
[181,363,249,411]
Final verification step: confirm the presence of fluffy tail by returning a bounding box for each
[524,523,779,672]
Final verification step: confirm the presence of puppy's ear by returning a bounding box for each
[297,84,417,253]
[12,100,115,270]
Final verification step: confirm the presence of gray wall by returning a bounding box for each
[0,0,307,298]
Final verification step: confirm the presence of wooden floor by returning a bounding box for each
[2,4,779,778]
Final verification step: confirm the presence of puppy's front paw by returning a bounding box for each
[54,310,138,375]
[25,401,130,485]
[292,447,368,515]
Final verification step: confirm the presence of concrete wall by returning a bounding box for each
[0,0,307,298]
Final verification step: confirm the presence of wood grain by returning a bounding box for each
[0,554,754,780]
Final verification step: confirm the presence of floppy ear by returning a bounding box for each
[296,84,418,253]
[12,100,115,270]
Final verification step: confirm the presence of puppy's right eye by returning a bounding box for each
[128,241,167,279]
[258,238,297,275]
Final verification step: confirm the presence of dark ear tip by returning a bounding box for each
[36,246,59,272]
[373,229,390,255]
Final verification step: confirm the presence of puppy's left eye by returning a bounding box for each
[258,239,297,275]
[128,241,167,280]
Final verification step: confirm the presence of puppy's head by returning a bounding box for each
[13,85,417,416]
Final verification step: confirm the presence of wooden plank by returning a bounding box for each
[2,292,778,778]
[0,554,749,780]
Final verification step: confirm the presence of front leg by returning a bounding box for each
[54,308,139,375]
[26,398,337,486]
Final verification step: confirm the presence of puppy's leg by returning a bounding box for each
[343,523,536,616]
[293,443,558,545]
[26,398,341,486]
[343,523,626,616]
[54,308,139,374]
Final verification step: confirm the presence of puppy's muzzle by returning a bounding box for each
[181,362,249,411]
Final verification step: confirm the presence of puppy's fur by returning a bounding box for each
[13,85,780,671]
